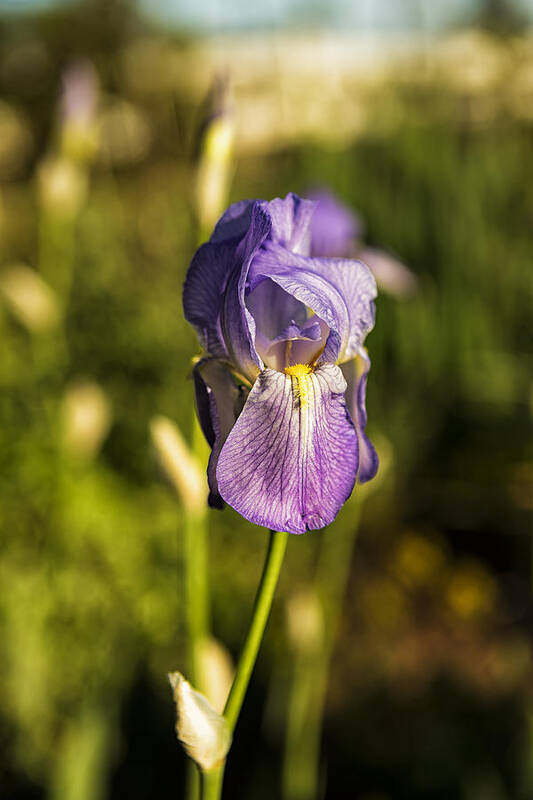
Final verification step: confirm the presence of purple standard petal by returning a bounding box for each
[194,359,248,508]
[220,202,272,378]
[250,242,377,365]
[210,199,256,243]
[216,364,357,534]
[183,240,237,359]
[341,348,378,483]
[263,193,315,256]
[183,201,272,376]
[307,189,364,258]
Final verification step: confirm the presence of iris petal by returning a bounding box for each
[216,364,357,534]
[183,240,235,359]
[250,242,377,364]
[246,277,306,341]
[307,189,364,257]
[341,349,378,483]
[263,193,315,255]
[211,199,256,243]
[220,203,272,378]
[184,202,272,379]
[193,359,247,508]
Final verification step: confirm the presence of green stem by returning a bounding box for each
[184,508,208,800]
[224,529,289,733]
[39,214,76,306]
[200,765,224,800]
[185,417,211,800]
[183,412,212,684]
[200,529,288,800]
[184,509,209,682]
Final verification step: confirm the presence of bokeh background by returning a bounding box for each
[1,0,532,798]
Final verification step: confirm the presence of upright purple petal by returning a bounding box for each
[183,241,235,359]
[216,364,357,534]
[183,201,272,377]
[341,349,378,483]
[220,202,272,378]
[194,359,247,508]
[307,189,363,258]
[211,199,256,243]
[264,193,315,256]
[250,242,377,365]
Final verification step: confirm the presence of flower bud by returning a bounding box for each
[150,416,207,513]
[38,156,88,218]
[0,263,60,332]
[61,381,112,461]
[195,76,234,237]
[60,59,100,163]
[168,671,231,771]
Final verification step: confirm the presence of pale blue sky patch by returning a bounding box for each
[0,0,532,30]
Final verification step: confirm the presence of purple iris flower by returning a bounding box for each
[183,193,378,535]
[308,189,417,298]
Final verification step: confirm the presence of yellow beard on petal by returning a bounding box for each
[284,363,313,408]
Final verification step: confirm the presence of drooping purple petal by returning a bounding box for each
[307,189,364,258]
[263,193,315,256]
[216,364,357,534]
[250,242,377,365]
[194,358,248,508]
[341,349,378,483]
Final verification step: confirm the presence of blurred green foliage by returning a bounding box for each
[0,2,532,799]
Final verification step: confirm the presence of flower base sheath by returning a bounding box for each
[183,193,378,535]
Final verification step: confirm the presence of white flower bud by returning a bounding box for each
[38,156,88,218]
[61,381,112,461]
[168,672,231,772]
[0,263,60,332]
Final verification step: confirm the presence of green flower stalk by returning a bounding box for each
[204,530,288,800]
[150,416,209,683]
[168,530,288,800]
